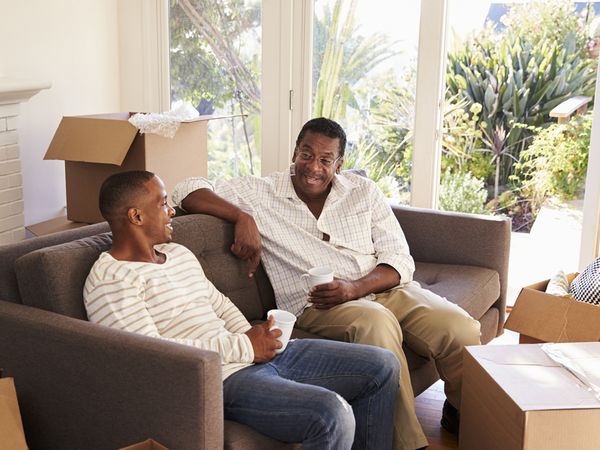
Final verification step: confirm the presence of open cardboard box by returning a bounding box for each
[504,274,600,343]
[44,112,224,223]
[0,377,28,450]
[460,343,600,450]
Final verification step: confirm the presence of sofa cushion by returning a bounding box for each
[171,214,276,321]
[414,262,500,321]
[0,222,110,304]
[15,233,113,319]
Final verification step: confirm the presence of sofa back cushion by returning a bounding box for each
[0,222,110,304]
[15,233,113,319]
[14,214,275,322]
[170,214,276,321]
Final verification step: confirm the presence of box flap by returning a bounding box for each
[467,344,600,411]
[505,283,600,342]
[44,115,138,165]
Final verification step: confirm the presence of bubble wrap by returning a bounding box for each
[128,102,200,138]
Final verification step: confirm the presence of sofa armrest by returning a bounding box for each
[391,204,511,334]
[0,300,223,450]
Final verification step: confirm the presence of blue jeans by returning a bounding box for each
[223,339,399,450]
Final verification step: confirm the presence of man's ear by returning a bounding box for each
[127,207,143,225]
[335,159,344,174]
[291,147,298,162]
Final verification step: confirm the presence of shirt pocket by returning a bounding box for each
[328,211,374,254]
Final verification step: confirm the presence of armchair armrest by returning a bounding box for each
[0,300,223,450]
[391,204,511,334]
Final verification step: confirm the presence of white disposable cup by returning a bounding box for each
[301,266,334,293]
[267,309,297,354]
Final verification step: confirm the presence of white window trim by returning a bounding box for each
[117,0,169,112]
[261,0,294,175]
[411,0,448,209]
[580,61,600,267]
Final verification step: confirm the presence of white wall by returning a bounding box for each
[0,0,120,225]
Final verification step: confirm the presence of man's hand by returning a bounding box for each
[244,316,282,363]
[231,212,262,278]
[308,279,360,309]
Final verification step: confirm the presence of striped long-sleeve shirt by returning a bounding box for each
[83,242,254,380]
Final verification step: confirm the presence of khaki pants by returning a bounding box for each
[297,281,481,450]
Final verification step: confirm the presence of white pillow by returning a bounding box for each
[545,270,572,297]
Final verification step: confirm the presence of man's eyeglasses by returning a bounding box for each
[297,151,342,168]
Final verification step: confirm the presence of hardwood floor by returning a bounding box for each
[415,380,458,449]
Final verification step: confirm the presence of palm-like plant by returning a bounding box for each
[312,0,397,119]
[447,27,596,188]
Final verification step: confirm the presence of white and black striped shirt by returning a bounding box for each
[84,243,254,380]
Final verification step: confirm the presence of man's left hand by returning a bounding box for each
[308,279,360,309]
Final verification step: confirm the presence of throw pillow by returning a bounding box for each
[545,270,572,297]
[569,257,600,306]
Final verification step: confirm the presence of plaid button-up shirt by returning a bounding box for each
[172,171,415,317]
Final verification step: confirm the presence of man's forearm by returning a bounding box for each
[181,188,245,224]
[352,264,400,298]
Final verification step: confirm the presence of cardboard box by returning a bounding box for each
[119,439,169,450]
[505,275,600,343]
[0,377,28,450]
[460,343,600,450]
[44,112,215,223]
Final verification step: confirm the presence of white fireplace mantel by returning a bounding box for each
[0,78,51,105]
[0,77,50,244]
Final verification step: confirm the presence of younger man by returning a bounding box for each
[83,170,399,450]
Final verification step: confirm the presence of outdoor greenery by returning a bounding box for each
[438,169,490,215]
[515,112,593,206]
[169,0,597,232]
[169,0,261,178]
[441,0,597,229]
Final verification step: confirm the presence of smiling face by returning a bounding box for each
[291,131,344,201]
[138,176,176,245]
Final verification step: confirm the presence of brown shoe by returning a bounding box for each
[440,400,460,435]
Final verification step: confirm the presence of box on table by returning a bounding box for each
[504,274,600,343]
[44,112,218,223]
[460,343,600,450]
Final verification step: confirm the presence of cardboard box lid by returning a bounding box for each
[505,279,600,342]
[44,113,138,165]
[467,343,600,411]
[44,112,235,166]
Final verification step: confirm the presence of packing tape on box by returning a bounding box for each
[542,343,600,402]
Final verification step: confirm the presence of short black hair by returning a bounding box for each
[295,117,347,157]
[99,170,156,222]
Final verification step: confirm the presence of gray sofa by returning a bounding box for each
[0,205,511,449]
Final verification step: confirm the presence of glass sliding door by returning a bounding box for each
[311,0,422,203]
[442,0,599,302]
[169,0,262,180]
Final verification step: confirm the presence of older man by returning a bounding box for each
[173,118,481,449]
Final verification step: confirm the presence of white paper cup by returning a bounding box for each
[301,266,334,293]
[267,309,297,354]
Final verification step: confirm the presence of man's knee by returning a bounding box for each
[371,347,401,386]
[309,391,355,448]
[429,307,481,347]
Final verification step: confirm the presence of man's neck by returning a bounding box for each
[109,235,166,264]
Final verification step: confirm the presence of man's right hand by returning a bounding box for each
[231,212,262,278]
[245,316,282,363]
